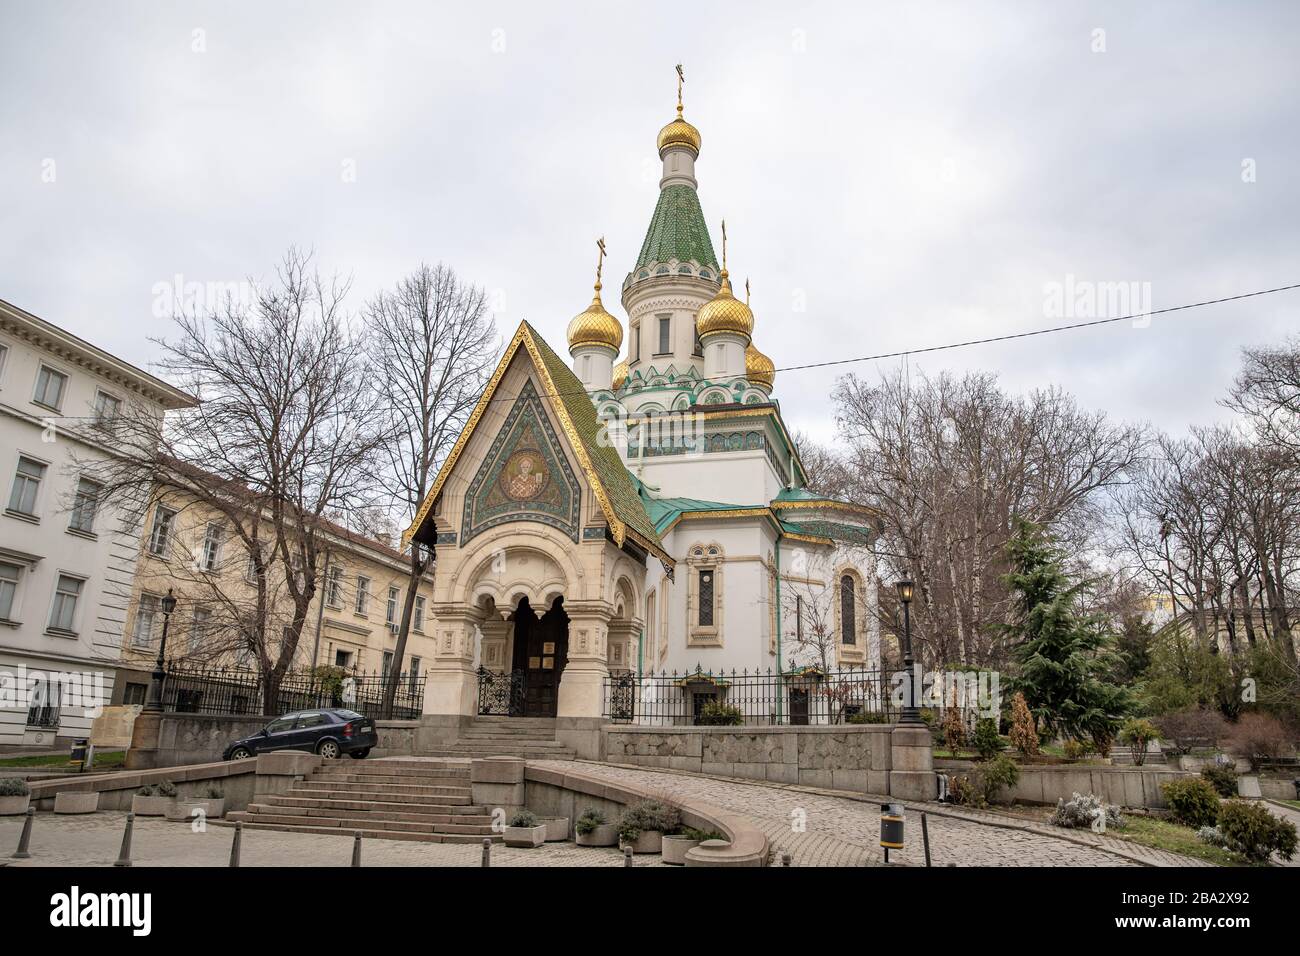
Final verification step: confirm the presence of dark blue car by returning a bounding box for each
[223,708,377,761]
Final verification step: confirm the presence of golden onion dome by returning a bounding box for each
[566,282,623,353]
[695,270,754,340]
[612,360,629,391]
[746,342,775,390]
[657,104,701,158]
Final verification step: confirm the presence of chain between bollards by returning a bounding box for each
[481,838,491,867]
[229,821,243,867]
[12,807,34,859]
[351,831,362,867]
[113,812,135,867]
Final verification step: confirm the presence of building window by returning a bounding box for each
[0,343,8,380]
[693,324,703,356]
[645,589,656,665]
[48,574,84,634]
[148,504,176,556]
[197,523,222,571]
[33,364,68,411]
[94,390,122,424]
[409,657,421,692]
[133,594,160,647]
[123,682,147,706]
[8,456,46,516]
[657,316,671,354]
[335,649,352,668]
[382,650,394,675]
[354,576,370,615]
[796,594,804,642]
[698,569,714,626]
[0,561,21,621]
[840,575,857,645]
[631,323,640,363]
[188,606,211,653]
[386,586,399,630]
[69,477,101,533]
[413,596,425,632]
[326,565,343,608]
[27,676,60,728]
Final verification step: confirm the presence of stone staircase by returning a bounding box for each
[222,759,500,843]
[417,716,576,759]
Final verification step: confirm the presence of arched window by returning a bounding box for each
[840,574,856,645]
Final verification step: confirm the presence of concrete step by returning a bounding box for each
[231,809,498,836]
[296,780,471,798]
[266,794,483,814]
[310,770,471,785]
[316,764,471,778]
[459,732,561,741]
[418,749,576,759]
[213,819,502,844]
[282,787,474,806]
[472,716,556,725]
[243,802,494,826]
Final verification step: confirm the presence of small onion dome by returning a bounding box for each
[746,342,775,390]
[566,283,623,353]
[695,270,753,340]
[657,104,701,158]
[612,360,629,391]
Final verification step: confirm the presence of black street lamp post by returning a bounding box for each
[143,588,178,714]
[894,579,923,724]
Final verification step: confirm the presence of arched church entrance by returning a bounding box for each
[510,596,569,717]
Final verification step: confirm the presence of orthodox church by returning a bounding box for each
[404,76,879,743]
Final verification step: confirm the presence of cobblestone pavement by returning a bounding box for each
[534,760,1195,867]
[0,812,663,868]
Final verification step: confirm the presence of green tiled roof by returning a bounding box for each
[780,518,875,546]
[641,494,750,535]
[525,323,668,558]
[632,184,719,274]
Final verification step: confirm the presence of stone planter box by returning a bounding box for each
[575,824,619,847]
[661,834,701,865]
[0,794,31,815]
[54,791,99,814]
[166,798,226,822]
[620,830,663,854]
[132,795,173,817]
[503,825,547,848]
[541,817,569,842]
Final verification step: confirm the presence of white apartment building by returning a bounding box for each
[0,298,194,748]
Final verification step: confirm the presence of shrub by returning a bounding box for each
[617,800,681,840]
[1154,707,1227,755]
[1217,800,1297,863]
[199,784,223,799]
[982,754,1020,802]
[1090,728,1115,759]
[0,777,30,797]
[1197,825,1226,847]
[136,785,156,797]
[1062,739,1092,761]
[846,711,888,725]
[973,718,1003,761]
[942,703,966,756]
[155,780,177,798]
[508,810,539,828]
[1009,692,1040,756]
[574,808,606,835]
[1161,777,1221,829]
[948,772,986,809]
[1118,718,1159,766]
[948,755,1020,808]
[1051,792,1123,829]
[1226,712,1295,771]
[697,700,743,726]
[1200,764,1239,798]
[680,826,726,842]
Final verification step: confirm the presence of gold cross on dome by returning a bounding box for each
[676,64,685,111]
[720,219,728,271]
[745,277,751,305]
[595,236,606,287]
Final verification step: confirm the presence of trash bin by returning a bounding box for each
[70,737,93,770]
[880,803,905,850]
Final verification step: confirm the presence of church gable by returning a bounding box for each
[461,377,582,544]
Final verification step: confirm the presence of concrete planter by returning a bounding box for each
[0,794,31,815]
[541,817,569,842]
[132,795,173,817]
[166,798,226,821]
[575,824,619,847]
[661,834,701,865]
[620,830,663,854]
[503,825,547,848]
[54,791,99,814]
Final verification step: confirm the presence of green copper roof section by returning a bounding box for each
[524,323,667,556]
[632,184,719,274]
[780,518,875,546]
[640,494,751,534]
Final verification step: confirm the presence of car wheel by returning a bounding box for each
[317,739,341,759]
[229,747,252,760]
[348,748,370,760]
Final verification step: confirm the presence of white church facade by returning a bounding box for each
[404,79,881,750]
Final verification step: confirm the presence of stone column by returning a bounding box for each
[418,607,480,749]
[556,609,611,759]
[888,724,937,801]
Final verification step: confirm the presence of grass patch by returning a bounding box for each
[1278,800,1300,812]
[1108,815,1251,867]
[0,750,125,769]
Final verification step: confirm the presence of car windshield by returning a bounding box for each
[332,710,365,720]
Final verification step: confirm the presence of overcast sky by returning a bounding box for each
[3,1,1297,445]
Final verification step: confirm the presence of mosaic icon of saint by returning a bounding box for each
[503,451,546,500]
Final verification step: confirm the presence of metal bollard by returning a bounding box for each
[113,812,135,868]
[921,812,931,867]
[229,821,242,868]
[481,838,492,868]
[781,853,792,867]
[623,846,634,867]
[12,807,35,859]
[351,831,362,867]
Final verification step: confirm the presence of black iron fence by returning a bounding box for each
[603,665,903,726]
[159,662,425,721]
[477,667,526,716]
